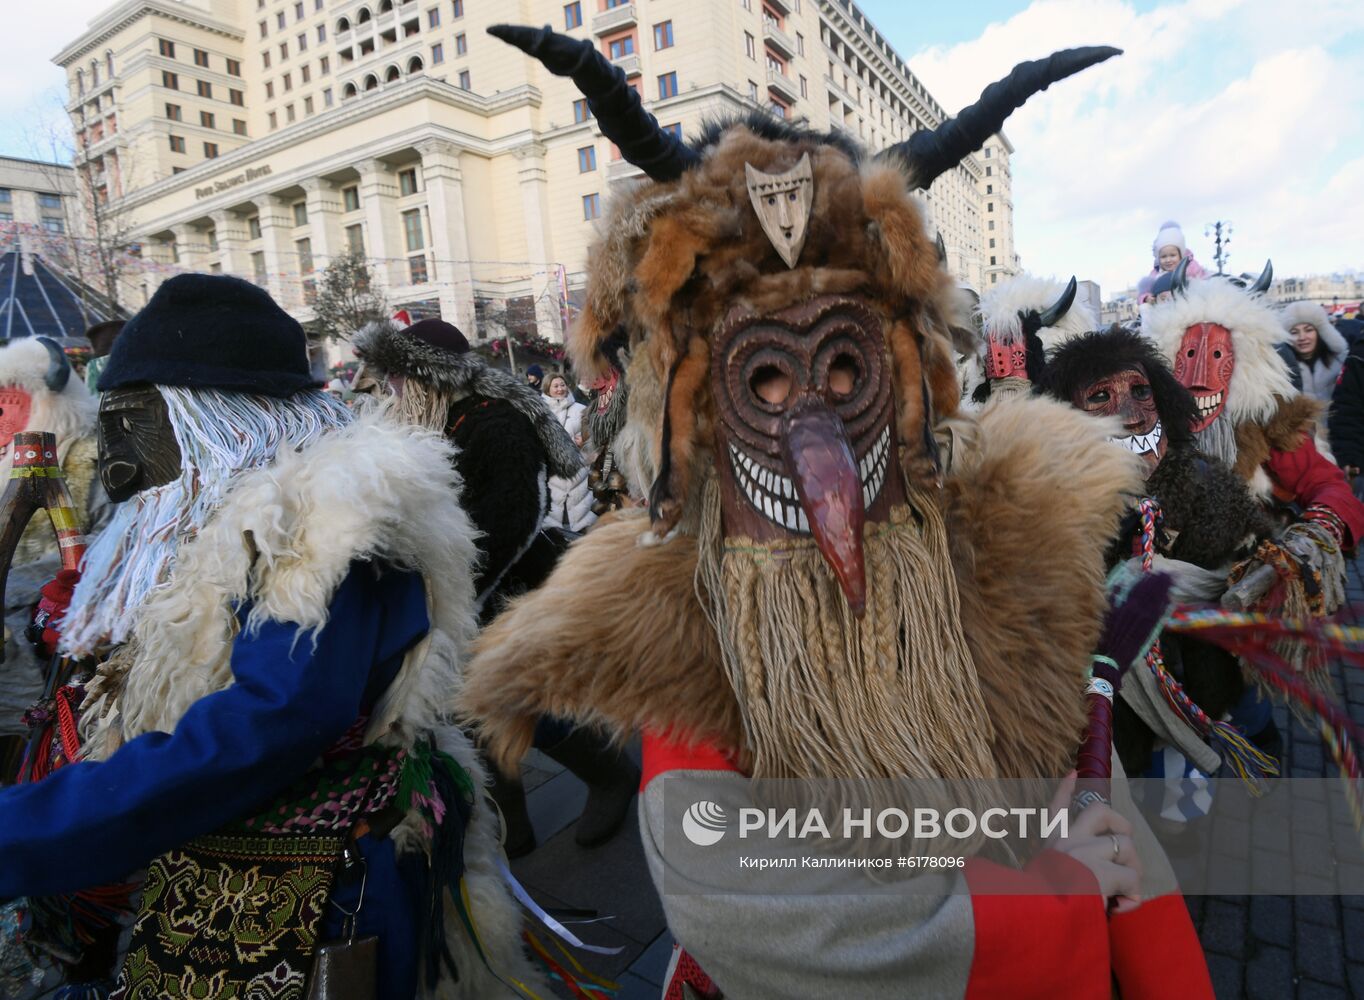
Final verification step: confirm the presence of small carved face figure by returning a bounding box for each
[745,154,815,269]
[98,386,183,502]
[0,388,32,449]
[711,295,902,616]
[1173,322,1235,431]
[1073,364,1165,473]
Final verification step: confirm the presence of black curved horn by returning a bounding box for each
[489,24,700,182]
[1171,255,1190,294]
[935,231,947,264]
[1037,276,1077,328]
[35,337,71,393]
[1249,259,1273,294]
[883,46,1121,190]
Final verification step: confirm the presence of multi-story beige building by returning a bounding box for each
[1272,273,1362,312]
[0,157,79,234]
[54,0,1018,342]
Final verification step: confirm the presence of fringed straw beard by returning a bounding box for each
[694,471,998,783]
[391,378,454,433]
[61,386,352,657]
[1193,411,1239,468]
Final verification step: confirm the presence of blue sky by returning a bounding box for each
[8,2,1363,297]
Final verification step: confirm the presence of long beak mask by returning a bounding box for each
[713,298,900,617]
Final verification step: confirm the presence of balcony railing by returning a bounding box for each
[766,68,798,102]
[611,53,641,77]
[762,21,795,59]
[592,3,638,35]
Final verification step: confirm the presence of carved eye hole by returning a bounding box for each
[122,415,135,433]
[828,354,860,397]
[787,192,797,202]
[749,364,791,405]
[766,195,776,206]
[1213,350,1222,359]
[1186,348,1196,357]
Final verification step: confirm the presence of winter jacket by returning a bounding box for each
[1282,300,1347,406]
[1141,252,1208,300]
[1330,337,1364,471]
[541,393,597,533]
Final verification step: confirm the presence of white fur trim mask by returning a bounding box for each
[1145,278,1297,428]
[976,274,1098,355]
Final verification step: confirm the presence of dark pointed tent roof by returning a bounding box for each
[0,247,123,343]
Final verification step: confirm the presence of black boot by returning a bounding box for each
[543,729,642,848]
[487,767,537,860]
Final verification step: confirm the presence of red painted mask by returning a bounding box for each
[1073,364,1165,473]
[588,367,619,415]
[1173,323,1234,431]
[0,388,32,450]
[983,331,1028,381]
[711,296,904,617]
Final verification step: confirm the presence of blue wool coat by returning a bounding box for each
[0,561,431,997]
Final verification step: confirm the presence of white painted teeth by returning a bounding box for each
[1195,391,1223,416]
[730,443,811,534]
[1109,420,1163,456]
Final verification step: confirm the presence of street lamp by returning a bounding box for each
[1204,221,1232,276]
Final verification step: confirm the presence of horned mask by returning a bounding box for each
[490,23,1119,615]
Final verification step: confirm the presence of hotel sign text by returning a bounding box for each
[195,164,273,200]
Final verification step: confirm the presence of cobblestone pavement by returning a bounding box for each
[522,554,1364,999]
[1189,549,1364,1000]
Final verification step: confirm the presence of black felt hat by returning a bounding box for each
[98,273,316,397]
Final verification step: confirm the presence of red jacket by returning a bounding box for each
[1265,435,1364,547]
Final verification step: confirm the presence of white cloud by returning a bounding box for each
[906,0,1364,296]
[2,2,115,158]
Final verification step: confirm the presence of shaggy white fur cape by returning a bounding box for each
[1145,279,1297,427]
[78,410,547,998]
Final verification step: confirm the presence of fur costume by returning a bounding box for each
[463,24,1212,999]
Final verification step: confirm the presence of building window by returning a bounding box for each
[989,238,996,248]
[159,38,175,58]
[654,21,674,49]
[984,147,991,158]
[457,69,470,89]
[165,102,182,120]
[987,201,993,212]
[298,32,308,51]
[399,168,419,195]
[204,141,219,158]
[658,71,677,99]
[227,58,242,76]
[427,6,440,27]
[162,70,178,89]
[406,255,427,284]
[431,42,443,63]
[230,87,244,105]
[197,79,212,97]
[269,110,278,129]
[317,24,327,43]
[769,99,787,118]
[663,122,682,140]
[402,208,424,251]
[607,34,635,59]
[455,33,467,55]
[168,134,185,152]
[320,55,330,74]
[346,223,364,253]
[280,42,289,59]
[988,220,995,231]
[37,192,62,209]
[233,118,247,135]
[741,0,750,9]
[248,216,262,239]
[323,86,334,105]
[564,2,582,29]
[252,250,266,282]
[259,20,268,38]
[42,218,65,234]
[263,50,272,68]
[582,192,600,220]
[194,48,209,67]
[343,185,360,211]
[286,103,296,122]
[451,0,462,16]
[985,184,992,194]
[266,80,275,98]
[985,165,992,176]
[796,31,804,55]
[106,50,115,76]
[747,79,758,100]
[577,145,596,172]
[277,10,286,28]
[304,95,314,114]
[200,110,215,128]
[302,65,311,82]
[297,237,314,274]
[799,74,807,97]
[295,0,304,18]
[283,72,293,91]
[573,98,590,122]
[745,33,755,59]
[290,201,307,226]
[990,255,997,266]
